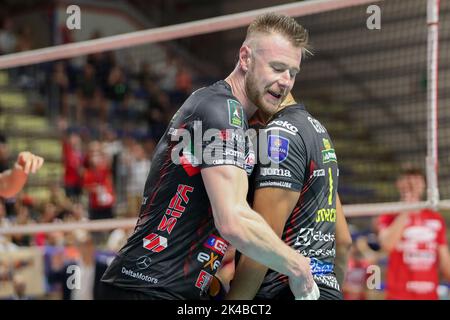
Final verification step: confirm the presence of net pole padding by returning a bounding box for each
[0,0,382,69]
[426,0,440,209]
[0,218,137,236]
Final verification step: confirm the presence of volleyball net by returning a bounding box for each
[0,0,448,236]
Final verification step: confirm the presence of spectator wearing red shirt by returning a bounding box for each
[377,166,450,299]
[82,141,115,220]
[62,132,84,201]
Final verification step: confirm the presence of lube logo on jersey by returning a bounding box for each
[204,235,228,256]
[267,135,289,164]
[268,120,298,135]
[322,138,337,164]
[158,184,194,235]
[227,99,244,128]
[143,233,168,253]
[197,252,221,271]
[195,270,213,290]
[308,116,326,134]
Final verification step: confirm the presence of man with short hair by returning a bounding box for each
[377,167,450,300]
[100,13,318,300]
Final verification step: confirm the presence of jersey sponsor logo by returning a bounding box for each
[219,129,245,143]
[136,255,152,270]
[195,270,213,290]
[258,180,292,189]
[310,169,325,178]
[308,116,326,134]
[310,258,334,275]
[314,274,340,291]
[299,248,336,258]
[204,235,228,256]
[224,148,245,158]
[260,167,291,177]
[322,138,337,164]
[143,233,168,253]
[316,208,336,223]
[121,266,158,284]
[294,228,335,246]
[227,99,244,128]
[197,252,221,271]
[406,281,435,294]
[267,120,298,135]
[157,184,194,235]
[267,135,289,163]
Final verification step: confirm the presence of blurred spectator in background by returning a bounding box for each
[48,231,108,300]
[377,166,450,299]
[343,234,381,300]
[125,142,151,217]
[61,128,84,201]
[0,17,16,55]
[49,62,70,120]
[82,141,115,220]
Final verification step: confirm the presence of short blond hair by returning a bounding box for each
[246,13,309,52]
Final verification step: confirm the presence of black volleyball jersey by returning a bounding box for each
[252,104,342,300]
[101,80,255,299]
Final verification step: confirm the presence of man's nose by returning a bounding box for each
[278,70,292,88]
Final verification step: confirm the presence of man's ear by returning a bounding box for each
[239,45,252,72]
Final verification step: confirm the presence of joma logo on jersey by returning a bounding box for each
[157,184,194,235]
[316,208,336,223]
[204,235,228,256]
[260,167,291,177]
[197,252,221,271]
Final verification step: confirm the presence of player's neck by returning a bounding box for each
[225,69,258,118]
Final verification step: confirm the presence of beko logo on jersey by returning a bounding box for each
[268,120,298,135]
[295,228,335,246]
[197,252,221,271]
[260,168,292,177]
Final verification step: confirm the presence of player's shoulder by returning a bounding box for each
[269,103,327,135]
[191,81,246,126]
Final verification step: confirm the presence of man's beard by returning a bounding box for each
[245,68,273,115]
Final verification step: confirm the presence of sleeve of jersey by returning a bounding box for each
[195,95,248,171]
[254,124,307,192]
